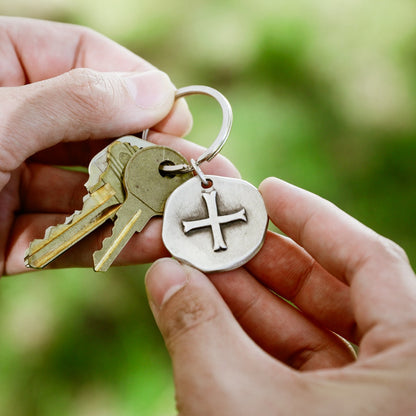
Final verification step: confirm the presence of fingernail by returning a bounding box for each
[123,70,174,109]
[145,258,188,309]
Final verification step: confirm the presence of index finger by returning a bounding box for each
[260,177,416,337]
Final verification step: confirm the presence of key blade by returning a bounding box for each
[25,183,121,269]
[93,203,155,272]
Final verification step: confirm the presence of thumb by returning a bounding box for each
[145,259,289,414]
[146,258,252,359]
[0,69,178,171]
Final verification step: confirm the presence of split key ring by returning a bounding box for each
[141,85,233,174]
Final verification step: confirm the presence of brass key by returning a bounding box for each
[85,136,154,193]
[24,140,141,269]
[93,146,193,272]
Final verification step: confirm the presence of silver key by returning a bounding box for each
[93,146,193,271]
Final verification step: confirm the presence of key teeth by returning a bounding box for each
[43,214,75,240]
[93,208,132,272]
[29,197,94,251]
[92,217,119,272]
[25,215,84,264]
[26,237,49,253]
[84,177,94,192]
[64,210,80,225]
[43,225,55,239]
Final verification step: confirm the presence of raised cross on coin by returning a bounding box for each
[182,190,247,251]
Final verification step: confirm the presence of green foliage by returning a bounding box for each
[1,1,415,414]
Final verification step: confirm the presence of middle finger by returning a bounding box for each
[246,231,357,343]
[210,266,356,370]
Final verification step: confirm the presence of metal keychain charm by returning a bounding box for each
[161,86,268,272]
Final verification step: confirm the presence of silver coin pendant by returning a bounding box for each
[162,175,268,272]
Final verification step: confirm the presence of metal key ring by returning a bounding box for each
[142,85,233,174]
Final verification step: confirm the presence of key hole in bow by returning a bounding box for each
[159,160,176,178]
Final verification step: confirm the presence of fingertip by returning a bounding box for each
[259,177,281,212]
[259,177,304,210]
[259,176,276,188]
[145,258,189,310]
[259,176,285,194]
[259,177,307,232]
[153,97,193,137]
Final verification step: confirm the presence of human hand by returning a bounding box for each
[0,17,238,275]
[145,177,416,415]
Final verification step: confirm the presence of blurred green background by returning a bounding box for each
[1,1,416,415]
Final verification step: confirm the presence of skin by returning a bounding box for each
[0,17,237,276]
[145,178,416,415]
[2,16,416,416]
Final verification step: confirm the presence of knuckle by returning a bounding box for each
[160,292,218,347]
[347,233,411,280]
[287,344,318,370]
[0,129,17,171]
[364,322,416,357]
[372,235,409,265]
[63,68,119,123]
[0,91,27,171]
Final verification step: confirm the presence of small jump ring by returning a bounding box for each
[190,159,210,187]
[142,85,233,174]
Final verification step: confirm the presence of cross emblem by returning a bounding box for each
[182,190,247,251]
